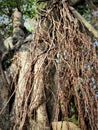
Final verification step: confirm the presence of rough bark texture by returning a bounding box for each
[0,36,9,130]
[29,54,49,130]
[13,46,31,129]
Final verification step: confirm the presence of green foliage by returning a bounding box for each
[0,0,46,37]
[0,0,36,16]
[76,3,90,17]
[0,0,39,37]
[2,59,12,70]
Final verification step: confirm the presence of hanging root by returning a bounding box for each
[12,0,98,130]
[31,0,98,129]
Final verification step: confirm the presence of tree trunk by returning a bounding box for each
[0,0,98,130]
[0,38,9,130]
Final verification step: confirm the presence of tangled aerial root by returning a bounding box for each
[32,0,98,129]
[12,0,98,130]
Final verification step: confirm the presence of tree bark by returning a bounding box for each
[0,38,9,130]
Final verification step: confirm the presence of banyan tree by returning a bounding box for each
[0,0,98,130]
